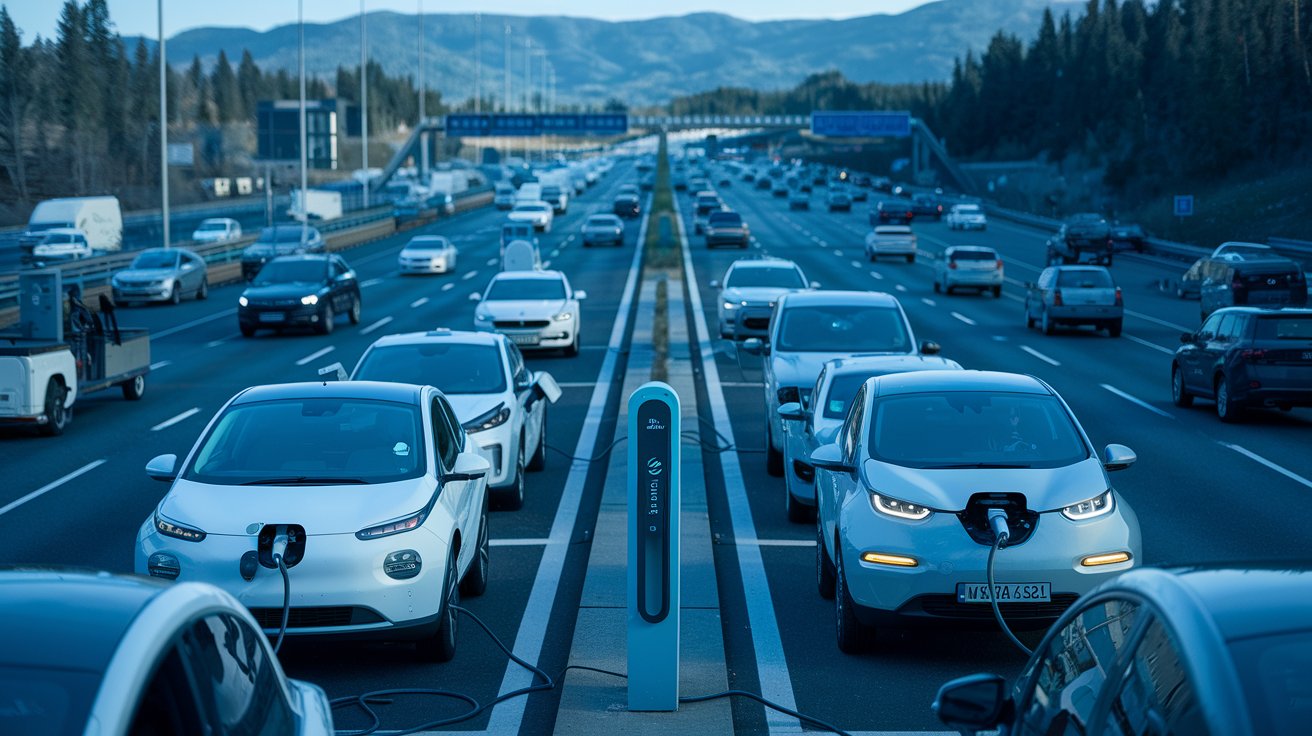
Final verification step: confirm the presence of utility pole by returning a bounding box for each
[503,24,511,114]
[523,38,531,162]
[361,0,370,207]
[418,0,427,181]
[158,0,169,248]
[474,12,481,114]
[299,0,307,245]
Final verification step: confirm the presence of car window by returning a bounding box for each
[1199,313,1224,340]
[1213,315,1236,341]
[950,250,997,262]
[1255,315,1312,339]
[354,343,508,394]
[431,397,459,471]
[333,258,350,277]
[1098,617,1210,736]
[182,613,294,736]
[840,385,865,463]
[127,645,207,736]
[132,250,180,269]
[823,374,875,419]
[1227,628,1312,736]
[1017,598,1141,736]
[1057,270,1114,288]
[0,664,102,736]
[775,305,910,353]
[485,278,567,301]
[724,267,806,290]
[506,343,530,390]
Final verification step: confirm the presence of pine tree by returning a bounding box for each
[0,7,31,200]
[211,49,240,122]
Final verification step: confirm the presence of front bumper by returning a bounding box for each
[240,304,323,329]
[114,282,176,302]
[477,321,575,350]
[399,257,451,274]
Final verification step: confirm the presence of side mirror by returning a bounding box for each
[741,337,767,355]
[932,673,1010,735]
[1180,332,1194,344]
[446,451,491,483]
[920,340,942,355]
[469,292,482,301]
[146,454,179,483]
[777,401,806,422]
[1102,444,1136,472]
[810,281,821,289]
[809,444,853,474]
[574,290,588,301]
[709,279,720,288]
[533,371,563,404]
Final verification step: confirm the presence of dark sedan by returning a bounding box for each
[1110,223,1147,251]
[910,194,944,220]
[705,211,750,249]
[240,224,325,281]
[934,564,1312,736]
[613,193,642,218]
[872,199,914,226]
[238,254,361,337]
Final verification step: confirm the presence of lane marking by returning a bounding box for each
[738,539,816,547]
[462,270,479,281]
[294,346,335,366]
[360,316,394,335]
[551,249,560,257]
[921,298,937,307]
[359,277,384,288]
[1220,443,1312,490]
[489,538,553,547]
[677,193,800,731]
[0,460,107,518]
[442,283,455,292]
[850,260,862,268]
[486,257,498,266]
[720,381,764,388]
[151,308,237,339]
[1126,309,1191,332]
[205,339,227,348]
[833,249,843,257]
[410,297,429,308]
[555,381,598,388]
[869,270,884,280]
[894,284,908,292]
[542,260,552,269]
[950,311,976,326]
[1123,333,1175,355]
[1100,384,1173,419]
[1003,292,1025,303]
[149,360,172,371]
[1019,345,1061,366]
[487,196,650,732]
[151,407,202,432]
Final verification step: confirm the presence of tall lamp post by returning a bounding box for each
[361,0,370,207]
[418,0,426,181]
[298,0,307,245]
[157,0,169,248]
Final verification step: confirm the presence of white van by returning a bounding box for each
[20,196,123,254]
[516,183,542,203]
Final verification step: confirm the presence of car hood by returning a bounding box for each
[444,393,509,424]
[723,287,791,305]
[159,477,438,536]
[117,268,178,281]
[860,456,1107,513]
[243,282,326,299]
[480,299,568,319]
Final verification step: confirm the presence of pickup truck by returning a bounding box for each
[1046,214,1115,267]
[0,281,149,436]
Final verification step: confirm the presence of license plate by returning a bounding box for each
[957,582,1051,604]
[259,312,286,323]
[509,334,539,346]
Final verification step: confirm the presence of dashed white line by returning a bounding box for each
[1100,384,1173,418]
[489,538,554,547]
[360,316,394,335]
[550,249,560,257]
[554,381,598,388]
[833,249,843,256]
[1019,345,1061,366]
[149,360,172,371]
[542,260,552,269]
[921,298,937,307]
[442,283,455,292]
[1220,443,1312,490]
[0,460,107,518]
[205,339,227,348]
[1123,333,1175,355]
[1126,309,1191,332]
[151,407,202,432]
[1003,292,1026,303]
[151,308,237,339]
[737,539,816,547]
[894,284,908,292]
[360,277,384,289]
[462,270,479,280]
[486,257,498,266]
[294,346,335,366]
[950,311,976,326]
[869,270,884,280]
[410,297,429,308]
[850,260,862,268]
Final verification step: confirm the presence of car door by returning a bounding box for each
[507,342,541,455]
[825,385,866,547]
[1029,268,1053,319]
[1179,313,1223,393]
[431,395,472,567]
[331,257,355,312]
[1204,314,1239,390]
[180,251,202,293]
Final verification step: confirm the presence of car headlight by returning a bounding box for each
[1061,489,1115,520]
[476,312,492,323]
[238,296,249,307]
[356,506,431,540]
[463,404,511,433]
[722,301,738,311]
[869,493,933,521]
[154,511,207,542]
[553,311,573,321]
[301,294,319,306]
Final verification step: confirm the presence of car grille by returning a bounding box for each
[248,605,385,629]
[253,298,301,307]
[495,320,550,329]
[906,594,1079,621]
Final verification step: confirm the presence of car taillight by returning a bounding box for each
[1053,289,1064,307]
[996,259,1004,271]
[777,386,800,405]
[1240,349,1267,361]
[949,261,958,270]
[1114,287,1123,306]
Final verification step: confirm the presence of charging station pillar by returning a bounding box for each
[627,381,680,711]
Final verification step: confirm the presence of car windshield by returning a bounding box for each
[354,343,507,394]
[823,374,872,419]
[0,664,100,736]
[185,398,426,484]
[951,250,997,262]
[41,233,79,244]
[1057,270,1114,288]
[252,260,326,285]
[1255,315,1312,340]
[725,267,804,289]
[587,216,619,227]
[197,221,228,231]
[956,205,981,214]
[406,237,449,250]
[709,213,741,226]
[775,305,910,353]
[486,278,566,301]
[259,226,313,244]
[1229,629,1312,736]
[131,251,179,269]
[868,392,1089,469]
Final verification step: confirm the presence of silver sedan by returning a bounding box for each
[1025,265,1123,336]
[112,247,209,305]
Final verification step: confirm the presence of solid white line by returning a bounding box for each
[151,407,201,432]
[677,194,800,732]
[738,539,816,547]
[294,346,334,366]
[1123,333,1175,355]
[410,297,429,308]
[149,360,172,371]
[462,270,479,281]
[487,195,650,733]
[151,308,237,339]
[950,311,976,326]
[0,460,107,518]
[442,283,455,292]
[921,298,937,307]
[1126,309,1191,332]
[1220,443,1312,490]
[360,316,394,335]
[1019,345,1061,366]
[488,538,553,547]
[1100,384,1173,418]
[554,381,598,388]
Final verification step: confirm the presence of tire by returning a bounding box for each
[835,546,874,654]
[527,410,547,471]
[1171,365,1194,407]
[945,284,954,296]
[1025,301,1035,329]
[1216,376,1244,423]
[816,519,836,600]
[868,253,877,263]
[348,297,361,325]
[317,304,335,335]
[169,283,181,305]
[992,285,1002,298]
[240,323,256,338]
[39,380,69,437]
[460,496,490,597]
[1041,308,1055,335]
[196,279,209,300]
[565,332,580,357]
[766,422,784,477]
[933,280,941,294]
[1107,319,1123,338]
[122,374,145,401]
[906,254,915,264]
[494,447,526,511]
[416,553,460,662]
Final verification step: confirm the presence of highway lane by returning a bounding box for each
[681,176,1312,733]
[0,165,644,734]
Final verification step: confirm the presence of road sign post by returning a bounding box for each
[627,381,680,712]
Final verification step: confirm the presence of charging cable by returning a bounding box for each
[985,509,1033,657]
[270,530,292,654]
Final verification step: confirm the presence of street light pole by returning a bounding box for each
[474,12,481,114]
[418,0,426,181]
[158,0,169,248]
[361,0,370,207]
[503,24,511,114]
[299,0,307,245]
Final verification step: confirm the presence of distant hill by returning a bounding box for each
[146,0,1079,106]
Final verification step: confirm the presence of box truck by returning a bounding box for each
[18,196,123,256]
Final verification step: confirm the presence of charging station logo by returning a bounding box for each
[647,458,663,476]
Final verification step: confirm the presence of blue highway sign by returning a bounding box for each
[810,111,912,138]
[446,113,628,137]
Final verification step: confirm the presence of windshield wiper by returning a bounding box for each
[921,462,1033,469]
[241,476,368,485]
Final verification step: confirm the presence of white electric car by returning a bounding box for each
[352,329,560,510]
[777,354,962,522]
[810,370,1141,653]
[398,235,458,274]
[507,201,554,232]
[134,381,491,662]
[934,245,1004,297]
[713,258,812,340]
[472,270,586,355]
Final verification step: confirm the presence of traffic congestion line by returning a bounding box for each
[485,198,650,734]
[294,346,334,366]
[1099,384,1173,419]
[151,407,202,432]
[0,459,107,518]
[1019,345,1061,366]
[676,195,801,733]
[1219,443,1312,491]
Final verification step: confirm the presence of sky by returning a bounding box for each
[4,1,934,40]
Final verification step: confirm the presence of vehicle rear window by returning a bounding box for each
[355,343,506,394]
[1255,316,1312,340]
[709,213,741,225]
[1229,629,1312,736]
[951,250,997,262]
[197,221,228,231]
[1240,269,1301,288]
[485,278,566,301]
[725,267,805,290]
[776,305,910,353]
[587,216,620,227]
[185,398,426,484]
[1057,270,1114,288]
[868,392,1089,469]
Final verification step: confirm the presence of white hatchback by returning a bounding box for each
[945,203,988,231]
[934,246,1004,297]
[398,235,458,274]
[472,270,586,355]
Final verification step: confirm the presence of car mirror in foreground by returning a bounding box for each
[777,402,806,422]
[446,451,491,483]
[932,673,1009,735]
[920,340,942,355]
[146,454,179,483]
[741,337,767,355]
[1102,444,1137,472]
[809,444,853,474]
[469,292,482,301]
[709,279,720,288]
[574,290,588,301]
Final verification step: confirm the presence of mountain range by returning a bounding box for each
[150,0,1079,107]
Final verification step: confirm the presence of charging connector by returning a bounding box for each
[987,508,1010,548]
[984,509,1033,657]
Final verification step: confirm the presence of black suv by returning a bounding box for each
[1171,307,1312,421]
[238,254,361,337]
[613,193,641,218]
